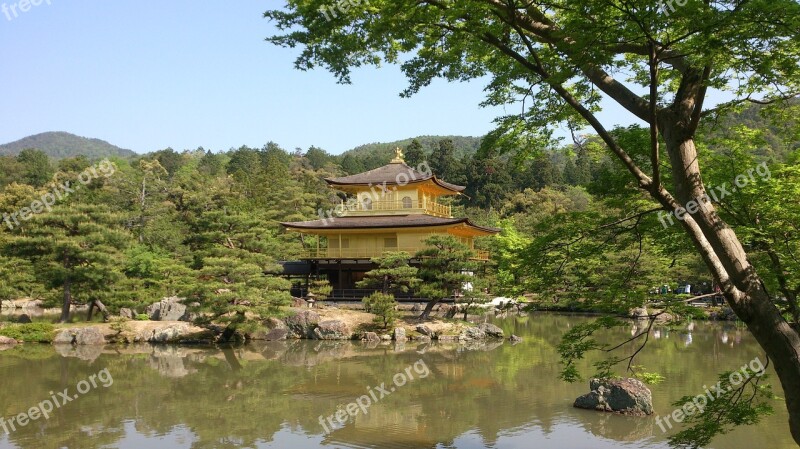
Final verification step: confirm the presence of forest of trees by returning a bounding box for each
[1,103,796,327]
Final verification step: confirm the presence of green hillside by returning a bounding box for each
[0,132,136,159]
[342,135,482,159]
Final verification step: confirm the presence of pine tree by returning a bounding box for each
[415,236,477,319]
[356,251,420,294]
[358,252,420,328]
[187,207,291,341]
[4,203,128,322]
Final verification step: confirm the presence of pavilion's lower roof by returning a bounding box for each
[280,214,500,234]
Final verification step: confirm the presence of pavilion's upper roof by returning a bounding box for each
[325,159,465,193]
[281,214,499,234]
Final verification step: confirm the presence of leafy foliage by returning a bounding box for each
[669,370,775,448]
[363,292,398,328]
[0,322,55,343]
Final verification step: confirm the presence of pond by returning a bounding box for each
[0,313,792,449]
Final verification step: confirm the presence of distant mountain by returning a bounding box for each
[0,132,136,159]
[342,135,483,160]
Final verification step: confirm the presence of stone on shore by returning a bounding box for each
[54,327,107,345]
[284,310,320,339]
[363,332,380,342]
[478,323,504,338]
[416,324,435,337]
[460,326,486,341]
[313,319,351,340]
[247,318,289,341]
[146,297,189,321]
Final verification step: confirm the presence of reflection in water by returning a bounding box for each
[0,314,793,449]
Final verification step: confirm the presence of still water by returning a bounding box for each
[0,313,792,449]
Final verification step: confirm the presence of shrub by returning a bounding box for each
[0,323,55,343]
[134,314,149,321]
[363,293,398,328]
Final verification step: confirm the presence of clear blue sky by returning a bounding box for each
[0,1,638,155]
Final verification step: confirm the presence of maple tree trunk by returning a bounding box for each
[662,130,800,445]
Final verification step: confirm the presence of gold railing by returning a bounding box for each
[340,199,451,217]
[300,247,490,261]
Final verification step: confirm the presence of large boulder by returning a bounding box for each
[146,323,204,343]
[460,326,486,341]
[53,327,106,345]
[284,310,320,339]
[127,322,213,344]
[248,317,289,341]
[629,307,649,320]
[363,332,380,342]
[393,327,407,341]
[478,323,504,338]
[0,336,17,346]
[146,297,189,321]
[574,378,653,416]
[313,320,351,340]
[416,324,435,337]
[119,308,134,319]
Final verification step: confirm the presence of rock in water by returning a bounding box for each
[478,323,504,338]
[460,326,486,340]
[629,307,649,320]
[574,378,653,416]
[363,332,380,342]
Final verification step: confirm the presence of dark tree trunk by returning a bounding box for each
[94,299,110,321]
[60,278,72,324]
[419,298,441,320]
[661,129,800,445]
[87,300,111,322]
[87,301,95,321]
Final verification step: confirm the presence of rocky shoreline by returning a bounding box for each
[0,301,521,346]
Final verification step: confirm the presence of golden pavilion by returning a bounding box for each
[280,149,499,298]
